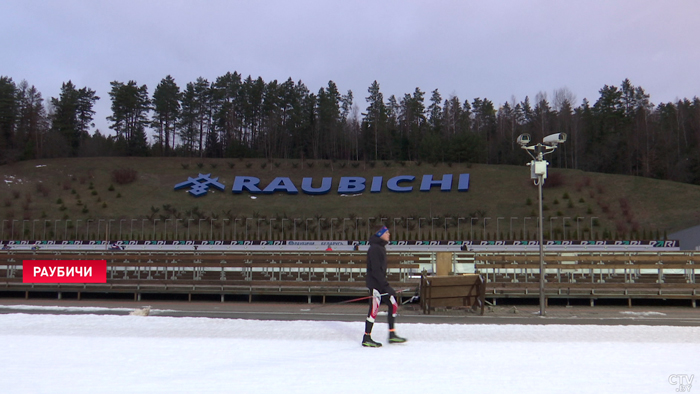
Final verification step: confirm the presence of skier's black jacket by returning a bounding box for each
[365,234,395,295]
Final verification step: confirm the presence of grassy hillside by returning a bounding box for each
[1,157,699,240]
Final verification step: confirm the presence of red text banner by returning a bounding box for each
[23,260,107,283]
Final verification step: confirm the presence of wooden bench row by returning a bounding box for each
[0,253,419,264]
[0,252,424,302]
[474,254,700,263]
[475,262,698,269]
[1,279,420,303]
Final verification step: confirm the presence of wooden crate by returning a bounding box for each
[420,274,485,315]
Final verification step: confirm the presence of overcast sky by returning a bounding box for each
[2,0,699,135]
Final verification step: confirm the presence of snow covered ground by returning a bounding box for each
[0,309,698,394]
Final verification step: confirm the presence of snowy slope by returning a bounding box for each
[0,312,697,394]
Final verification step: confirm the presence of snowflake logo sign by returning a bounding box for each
[174,174,226,197]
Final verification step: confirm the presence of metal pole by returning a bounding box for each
[234,218,242,239]
[576,217,584,240]
[510,217,518,239]
[538,172,546,316]
[563,217,570,239]
[444,217,452,240]
[550,217,558,239]
[245,218,252,240]
[306,218,313,239]
[153,219,160,240]
[281,218,288,239]
[524,217,531,239]
[496,217,504,240]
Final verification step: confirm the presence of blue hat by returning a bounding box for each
[375,226,389,237]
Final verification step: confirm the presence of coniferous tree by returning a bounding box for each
[590,84,626,173]
[398,87,426,161]
[15,80,48,159]
[260,79,281,160]
[0,76,18,158]
[243,76,264,153]
[5,70,700,193]
[192,77,212,157]
[107,80,150,156]
[471,97,496,163]
[339,89,359,161]
[427,89,443,134]
[316,81,342,160]
[212,71,244,157]
[178,83,198,156]
[364,81,386,161]
[50,81,99,156]
[151,75,181,156]
[385,94,400,160]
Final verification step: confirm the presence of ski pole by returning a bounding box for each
[299,293,388,311]
[300,288,413,311]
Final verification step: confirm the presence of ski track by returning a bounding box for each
[0,312,697,393]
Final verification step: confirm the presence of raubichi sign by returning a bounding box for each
[175,173,470,197]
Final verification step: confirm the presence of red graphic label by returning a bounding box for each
[23,260,107,283]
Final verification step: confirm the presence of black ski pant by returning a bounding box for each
[364,288,398,336]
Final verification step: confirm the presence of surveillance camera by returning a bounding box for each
[543,133,567,146]
[517,134,531,146]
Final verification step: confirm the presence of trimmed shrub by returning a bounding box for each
[112,168,138,185]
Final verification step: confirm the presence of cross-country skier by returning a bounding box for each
[362,225,407,347]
